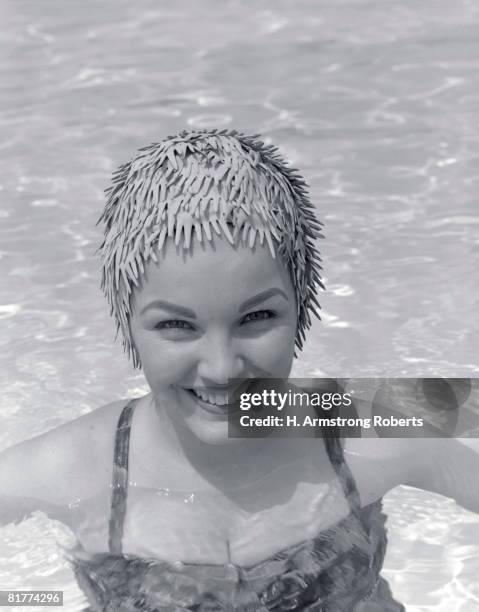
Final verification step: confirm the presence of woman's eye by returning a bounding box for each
[155,320,193,331]
[242,310,276,324]
[154,312,277,332]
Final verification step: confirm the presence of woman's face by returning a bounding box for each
[130,234,297,445]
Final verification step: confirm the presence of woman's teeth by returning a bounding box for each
[190,388,231,406]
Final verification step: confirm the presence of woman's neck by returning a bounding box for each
[150,394,305,491]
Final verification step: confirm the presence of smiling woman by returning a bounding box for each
[129,234,298,445]
[8,128,479,610]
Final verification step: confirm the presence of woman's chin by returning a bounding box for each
[182,415,243,445]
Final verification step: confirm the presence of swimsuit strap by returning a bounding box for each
[108,398,138,555]
[106,398,363,553]
[320,423,363,515]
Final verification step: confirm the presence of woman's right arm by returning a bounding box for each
[0,433,73,527]
[0,400,126,528]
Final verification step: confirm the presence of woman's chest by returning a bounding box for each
[71,467,350,567]
[124,479,350,566]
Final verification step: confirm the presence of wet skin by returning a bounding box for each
[129,234,302,478]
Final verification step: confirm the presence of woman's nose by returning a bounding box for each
[196,332,245,384]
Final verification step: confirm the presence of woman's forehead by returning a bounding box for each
[132,235,294,307]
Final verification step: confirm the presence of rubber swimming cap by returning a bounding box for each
[98,129,324,368]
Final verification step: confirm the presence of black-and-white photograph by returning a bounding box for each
[1,1,478,610]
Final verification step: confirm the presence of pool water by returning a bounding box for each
[1,0,478,609]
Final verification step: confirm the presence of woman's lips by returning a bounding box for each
[184,388,242,417]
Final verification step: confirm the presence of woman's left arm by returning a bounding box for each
[407,438,479,513]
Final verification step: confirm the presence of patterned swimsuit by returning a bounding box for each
[67,398,405,611]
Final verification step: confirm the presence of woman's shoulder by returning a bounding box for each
[343,436,419,506]
[51,397,128,450]
[38,398,133,498]
[0,398,132,522]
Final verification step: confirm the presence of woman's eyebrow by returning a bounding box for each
[238,288,289,313]
[140,288,288,318]
[140,300,196,319]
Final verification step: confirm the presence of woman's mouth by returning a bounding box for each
[185,388,242,417]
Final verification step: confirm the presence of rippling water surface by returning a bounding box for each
[1,0,478,609]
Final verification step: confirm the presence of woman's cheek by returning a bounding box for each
[138,336,192,387]
[246,327,295,370]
